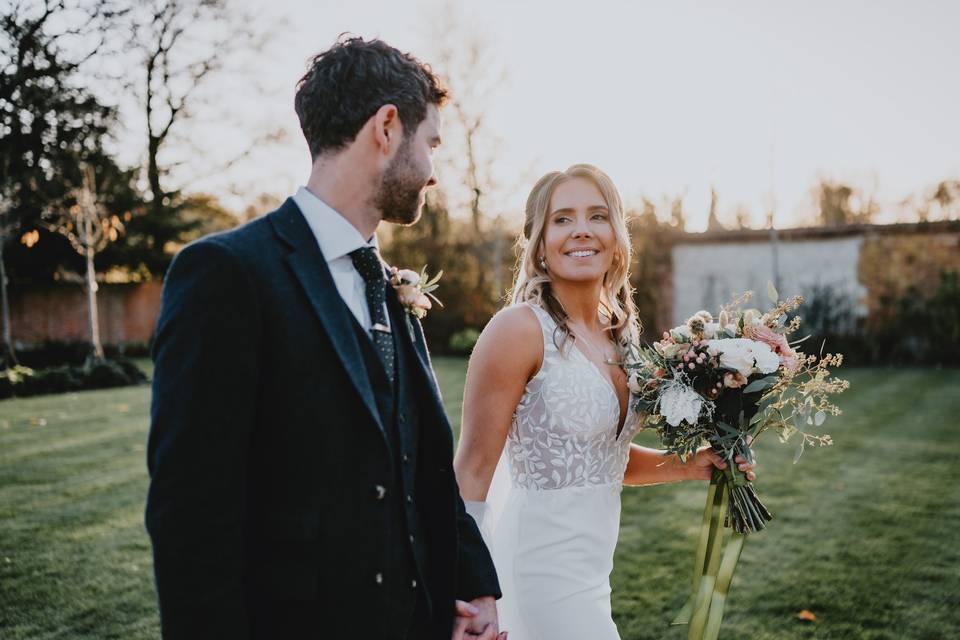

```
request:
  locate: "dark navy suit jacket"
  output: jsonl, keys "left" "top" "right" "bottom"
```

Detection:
{"left": 145, "top": 199, "right": 499, "bottom": 639}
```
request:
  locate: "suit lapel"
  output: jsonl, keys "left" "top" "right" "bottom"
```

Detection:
{"left": 268, "top": 199, "right": 387, "bottom": 440}
{"left": 385, "top": 284, "right": 448, "bottom": 422}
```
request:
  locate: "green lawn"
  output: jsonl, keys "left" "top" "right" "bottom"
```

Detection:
{"left": 1, "top": 364, "right": 958, "bottom": 638}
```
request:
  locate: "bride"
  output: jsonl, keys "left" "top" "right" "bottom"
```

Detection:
{"left": 454, "top": 164, "right": 756, "bottom": 639}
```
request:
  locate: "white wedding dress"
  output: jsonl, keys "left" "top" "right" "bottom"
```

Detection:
{"left": 468, "top": 303, "right": 642, "bottom": 640}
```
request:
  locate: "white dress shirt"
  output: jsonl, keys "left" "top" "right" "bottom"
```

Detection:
{"left": 292, "top": 186, "right": 390, "bottom": 332}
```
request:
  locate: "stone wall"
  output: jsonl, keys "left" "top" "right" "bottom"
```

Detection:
{"left": 668, "top": 221, "right": 959, "bottom": 329}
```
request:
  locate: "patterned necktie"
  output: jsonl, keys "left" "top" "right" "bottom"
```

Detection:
{"left": 349, "top": 246, "right": 395, "bottom": 385}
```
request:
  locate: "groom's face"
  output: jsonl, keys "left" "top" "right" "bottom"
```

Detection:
{"left": 376, "top": 105, "right": 441, "bottom": 225}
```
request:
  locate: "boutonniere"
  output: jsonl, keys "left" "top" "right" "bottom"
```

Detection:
{"left": 389, "top": 266, "right": 443, "bottom": 328}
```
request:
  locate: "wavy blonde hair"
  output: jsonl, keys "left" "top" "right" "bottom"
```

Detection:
{"left": 509, "top": 164, "right": 641, "bottom": 357}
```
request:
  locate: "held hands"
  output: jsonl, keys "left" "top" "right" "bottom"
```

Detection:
{"left": 689, "top": 438, "right": 757, "bottom": 482}
{"left": 453, "top": 597, "right": 507, "bottom": 640}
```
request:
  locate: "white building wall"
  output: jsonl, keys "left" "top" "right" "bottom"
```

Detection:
{"left": 670, "top": 236, "right": 867, "bottom": 327}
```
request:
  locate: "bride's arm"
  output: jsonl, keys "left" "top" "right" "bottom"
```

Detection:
{"left": 623, "top": 444, "right": 757, "bottom": 486}
{"left": 454, "top": 305, "right": 543, "bottom": 502}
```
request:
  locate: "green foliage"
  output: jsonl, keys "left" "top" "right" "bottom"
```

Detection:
{"left": 0, "top": 357, "right": 147, "bottom": 399}
{"left": 879, "top": 270, "right": 960, "bottom": 365}
{"left": 448, "top": 327, "right": 481, "bottom": 354}
{"left": 814, "top": 179, "right": 878, "bottom": 226}
{"left": 628, "top": 204, "right": 675, "bottom": 338}
{"left": 1, "top": 2, "right": 145, "bottom": 283}
{"left": 798, "top": 273, "right": 960, "bottom": 366}
{"left": 381, "top": 193, "right": 516, "bottom": 352}
{"left": 1, "top": 340, "right": 151, "bottom": 370}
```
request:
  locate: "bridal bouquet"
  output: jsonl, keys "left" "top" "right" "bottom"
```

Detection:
{"left": 624, "top": 284, "right": 848, "bottom": 640}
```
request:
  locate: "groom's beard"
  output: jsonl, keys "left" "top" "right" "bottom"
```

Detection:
{"left": 376, "top": 139, "right": 428, "bottom": 225}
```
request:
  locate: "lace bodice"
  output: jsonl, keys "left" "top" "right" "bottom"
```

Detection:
{"left": 505, "top": 303, "right": 641, "bottom": 490}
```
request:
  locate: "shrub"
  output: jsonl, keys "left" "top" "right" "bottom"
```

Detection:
{"left": 0, "top": 341, "right": 152, "bottom": 370}
{"left": 448, "top": 328, "right": 481, "bottom": 355}
{"left": 791, "top": 271, "right": 960, "bottom": 366}
{"left": 0, "top": 357, "right": 147, "bottom": 400}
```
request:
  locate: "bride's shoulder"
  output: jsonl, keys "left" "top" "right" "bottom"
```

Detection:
{"left": 486, "top": 303, "right": 543, "bottom": 339}
{"left": 472, "top": 304, "right": 544, "bottom": 372}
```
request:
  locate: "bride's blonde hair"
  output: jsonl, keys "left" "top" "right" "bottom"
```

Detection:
{"left": 509, "top": 164, "right": 641, "bottom": 356}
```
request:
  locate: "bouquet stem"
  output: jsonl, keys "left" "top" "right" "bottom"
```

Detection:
{"left": 674, "top": 465, "right": 763, "bottom": 639}
{"left": 672, "top": 472, "right": 724, "bottom": 626}
{"left": 723, "top": 441, "right": 773, "bottom": 534}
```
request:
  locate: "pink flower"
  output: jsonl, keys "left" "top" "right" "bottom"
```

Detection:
{"left": 396, "top": 284, "right": 421, "bottom": 307}
{"left": 390, "top": 264, "right": 441, "bottom": 320}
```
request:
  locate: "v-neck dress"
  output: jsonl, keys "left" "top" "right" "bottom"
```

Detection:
{"left": 486, "top": 302, "right": 642, "bottom": 640}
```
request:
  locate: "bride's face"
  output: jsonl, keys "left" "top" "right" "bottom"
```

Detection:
{"left": 540, "top": 177, "right": 616, "bottom": 284}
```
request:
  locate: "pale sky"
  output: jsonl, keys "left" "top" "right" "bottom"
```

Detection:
{"left": 140, "top": 0, "right": 960, "bottom": 231}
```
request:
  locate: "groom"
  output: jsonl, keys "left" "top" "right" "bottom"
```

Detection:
{"left": 145, "top": 37, "right": 502, "bottom": 639}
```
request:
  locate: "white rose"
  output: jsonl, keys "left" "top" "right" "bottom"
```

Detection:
{"left": 627, "top": 372, "right": 643, "bottom": 394}
{"left": 703, "top": 322, "right": 720, "bottom": 339}
{"left": 659, "top": 384, "right": 703, "bottom": 427}
{"left": 751, "top": 341, "right": 780, "bottom": 374}
{"left": 397, "top": 269, "right": 421, "bottom": 285}
{"left": 705, "top": 338, "right": 757, "bottom": 377}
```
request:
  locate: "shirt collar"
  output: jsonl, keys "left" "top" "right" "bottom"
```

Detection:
{"left": 292, "top": 186, "right": 379, "bottom": 263}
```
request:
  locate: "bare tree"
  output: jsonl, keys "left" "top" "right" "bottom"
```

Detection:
{"left": 930, "top": 180, "right": 960, "bottom": 220}
{"left": 426, "top": 5, "right": 526, "bottom": 299}
{"left": 813, "top": 178, "right": 879, "bottom": 227}
{"left": 44, "top": 164, "right": 124, "bottom": 361}
{"left": 125, "top": 0, "right": 275, "bottom": 262}
{"left": 732, "top": 204, "right": 753, "bottom": 230}
{"left": 669, "top": 193, "right": 687, "bottom": 231}
{"left": 706, "top": 187, "right": 725, "bottom": 231}
{"left": 428, "top": 5, "right": 508, "bottom": 233}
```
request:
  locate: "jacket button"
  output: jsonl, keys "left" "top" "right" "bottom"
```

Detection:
{"left": 402, "top": 453, "right": 410, "bottom": 463}
{"left": 411, "top": 579, "right": 418, "bottom": 589}
{"left": 374, "top": 485, "right": 386, "bottom": 500}
{"left": 409, "top": 533, "right": 415, "bottom": 543}
{"left": 406, "top": 494, "right": 413, "bottom": 504}
{"left": 375, "top": 572, "right": 383, "bottom": 585}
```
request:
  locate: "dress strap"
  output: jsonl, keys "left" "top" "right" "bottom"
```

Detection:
{"left": 524, "top": 302, "right": 559, "bottom": 350}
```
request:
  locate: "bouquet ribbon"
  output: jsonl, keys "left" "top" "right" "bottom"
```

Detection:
{"left": 671, "top": 467, "right": 748, "bottom": 640}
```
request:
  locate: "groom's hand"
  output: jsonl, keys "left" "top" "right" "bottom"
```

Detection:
{"left": 453, "top": 596, "right": 504, "bottom": 640}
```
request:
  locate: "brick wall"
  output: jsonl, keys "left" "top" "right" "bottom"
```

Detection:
{"left": 6, "top": 281, "right": 162, "bottom": 346}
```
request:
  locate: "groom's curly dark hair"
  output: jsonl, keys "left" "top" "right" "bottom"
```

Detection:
{"left": 295, "top": 35, "right": 448, "bottom": 159}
